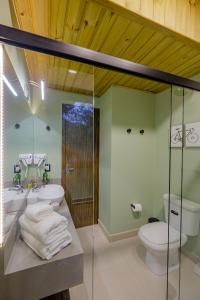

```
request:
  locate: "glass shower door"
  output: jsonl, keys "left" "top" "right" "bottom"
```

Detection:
{"left": 1, "top": 45, "right": 96, "bottom": 300}
{"left": 167, "top": 85, "right": 184, "bottom": 300}
{"left": 168, "top": 86, "right": 200, "bottom": 300}
{"left": 30, "top": 52, "right": 95, "bottom": 300}
{"left": 179, "top": 87, "right": 200, "bottom": 300}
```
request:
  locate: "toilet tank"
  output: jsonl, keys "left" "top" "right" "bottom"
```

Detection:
{"left": 163, "top": 194, "right": 200, "bottom": 236}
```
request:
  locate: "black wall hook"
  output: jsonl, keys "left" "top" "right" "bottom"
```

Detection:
{"left": 127, "top": 128, "right": 132, "bottom": 134}
{"left": 140, "top": 129, "right": 144, "bottom": 135}
{"left": 14, "top": 123, "right": 20, "bottom": 129}
{"left": 46, "top": 125, "right": 51, "bottom": 131}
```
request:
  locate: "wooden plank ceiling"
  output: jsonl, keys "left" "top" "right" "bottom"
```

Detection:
{"left": 11, "top": 0, "right": 200, "bottom": 96}
{"left": 110, "top": 0, "right": 200, "bottom": 42}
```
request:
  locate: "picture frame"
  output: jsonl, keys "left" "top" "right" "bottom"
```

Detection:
{"left": 185, "top": 122, "right": 200, "bottom": 147}
{"left": 170, "top": 124, "right": 183, "bottom": 148}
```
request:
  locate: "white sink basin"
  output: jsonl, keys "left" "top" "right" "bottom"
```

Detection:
{"left": 27, "top": 184, "right": 64, "bottom": 205}
{"left": 38, "top": 184, "right": 64, "bottom": 204}
{"left": 3, "top": 188, "right": 27, "bottom": 213}
{"left": 27, "top": 188, "right": 40, "bottom": 204}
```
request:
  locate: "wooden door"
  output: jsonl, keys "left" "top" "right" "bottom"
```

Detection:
{"left": 62, "top": 103, "right": 99, "bottom": 228}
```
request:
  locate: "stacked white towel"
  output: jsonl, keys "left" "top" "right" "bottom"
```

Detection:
{"left": 25, "top": 202, "right": 53, "bottom": 222}
{"left": 19, "top": 202, "right": 72, "bottom": 260}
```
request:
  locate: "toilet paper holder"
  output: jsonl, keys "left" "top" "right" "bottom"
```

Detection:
{"left": 130, "top": 203, "right": 142, "bottom": 213}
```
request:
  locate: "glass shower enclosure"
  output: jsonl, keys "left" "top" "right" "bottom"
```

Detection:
{"left": 167, "top": 86, "right": 200, "bottom": 300}
{"left": 1, "top": 24, "right": 200, "bottom": 300}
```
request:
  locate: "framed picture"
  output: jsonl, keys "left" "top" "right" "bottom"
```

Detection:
{"left": 185, "top": 122, "right": 200, "bottom": 147}
{"left": 170, "top": 125, "right": 183, "bottom": 148}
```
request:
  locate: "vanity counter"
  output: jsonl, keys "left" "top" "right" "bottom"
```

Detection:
{"left": 3, "top": 201, "right": 84, "bottom": 300}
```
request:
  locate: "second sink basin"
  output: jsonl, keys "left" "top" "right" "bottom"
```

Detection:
{"left": 27, "top": 184, "right": 64, "bottom": 205}
{"left": 38, "top": 184, "right": 64, "bottom": 204}
{"left": 3, "top": 188, "right": 27, "bottom": 213}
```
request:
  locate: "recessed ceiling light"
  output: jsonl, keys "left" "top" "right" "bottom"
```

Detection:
{"left": 68, "top": 69, "right": 77, "bottom": 74}
{"left": 2, "top": 75, "right": 17, "bottom": 97}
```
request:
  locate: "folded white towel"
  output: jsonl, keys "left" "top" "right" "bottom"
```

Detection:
{"left": 19, "top": 211, "right": 68, "bottom": 245}
{"left": 25, "top": 203, "right": 53, "bottom": 222}
{"left": 21, "top": 228, "right": 72, "bottom": 260}
{"left": 21, "top": 228, "right": 70, "bottom": 250}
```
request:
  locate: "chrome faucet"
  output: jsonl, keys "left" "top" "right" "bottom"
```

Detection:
{"left": 32, "top": 183, "right": 44, "bottom": 192}
{"left": 8, "top": 184, "right": 24, "bottom": 193}
{"left": 32, "top": 185, "right": 40, "bottom": 192}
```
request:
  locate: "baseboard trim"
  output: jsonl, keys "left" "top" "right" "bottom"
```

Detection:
{"left": 182, "top": 249, "right": 200, "bottom": 264}
{"left": 98, "top": 219, "right": 138, "bottom": 242}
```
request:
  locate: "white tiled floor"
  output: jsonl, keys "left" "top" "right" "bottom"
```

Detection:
{"left": 70, "top": 225, "right": 200, "bottom": 300}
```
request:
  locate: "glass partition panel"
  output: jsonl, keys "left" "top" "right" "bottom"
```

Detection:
{"left": 94, "top": 66, "right": 171, "bottom": 300}
{"left": 29, "top": 51, "right": 95, "bottom": 300}
{"left": 179, "top": 88, "right": 200, "bottom": 300}
{"left": 169, "top": 86, "right": 200, "bottom": 300}
{"left": 1, "top": 45, "right": 95, "bottom": 300}
{"left": 167, "top": 86, "right": 184, "bottom": 300}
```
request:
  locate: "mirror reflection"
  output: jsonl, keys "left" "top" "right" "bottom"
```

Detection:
{"left": 2, "top": 44, "right": 96, "bottom": 300}
{"left": 3, "top": 46, "right": 95, "bottom": 258}
{"left": 3, "top": 47, "right": 33, "bottom": 239}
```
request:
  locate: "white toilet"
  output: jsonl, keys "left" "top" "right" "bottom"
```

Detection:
{"left": 138, "top": 194, "right": 200, "bottom": 275}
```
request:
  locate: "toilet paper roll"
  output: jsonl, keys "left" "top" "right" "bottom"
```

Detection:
{"left": 131, "top": 203, "right": 142, "bottom": 213}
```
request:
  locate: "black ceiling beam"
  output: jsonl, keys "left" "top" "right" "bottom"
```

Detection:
{"left": 0, "top": 24, "right": 200, "bottom": 92}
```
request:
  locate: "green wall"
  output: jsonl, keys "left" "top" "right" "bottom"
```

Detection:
{"left": 4, "top": 95, "right": 34, "bottom": 182}
{"left": 98, "top": 82, "right": 200, "bottom": 262}
{"left": 4, "top": 84, "right": 93, "bottom": 183}
{"left": 98, "top": 86, "right": 157, "bottom": 234}
{"left": 3, "top": 49, "right": 33, "bottom": 183}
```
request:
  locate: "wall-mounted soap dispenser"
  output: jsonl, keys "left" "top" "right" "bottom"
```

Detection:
{"left": 42, "top": 163, "right": 51, "bottom": 184}
{"left": 13, "top": 163, "right": 21, "bottom": 185}
{"left": 44, "top": 163, "right": 51, "bottom": 172}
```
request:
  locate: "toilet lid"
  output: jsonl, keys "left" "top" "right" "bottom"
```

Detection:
{"left": 140, "top": 222, "right": 181, "bottom": 245}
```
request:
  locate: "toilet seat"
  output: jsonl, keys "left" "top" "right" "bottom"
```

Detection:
{"left": 139, "top": 222, "right": 187, "bottom": 251}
